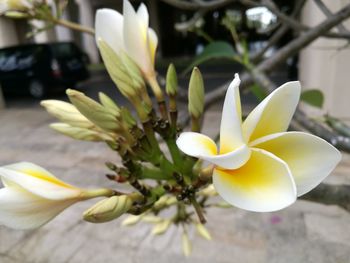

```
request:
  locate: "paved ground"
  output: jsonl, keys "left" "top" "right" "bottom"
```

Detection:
{"left": 0, "top": 72, "right": 350, "bottom": 263}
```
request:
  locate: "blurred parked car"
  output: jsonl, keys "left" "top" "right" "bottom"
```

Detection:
{"left": 0, "top": 42, "right": 90, "bottom": 99}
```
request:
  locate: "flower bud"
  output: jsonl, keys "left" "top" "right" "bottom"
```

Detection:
{"left": 50, "top": 123, "right": 113, "bottom": 142}
{"left": 195, "top": 223, "right": 212, "bottom": 240}
{"left": 119, "top": 52, "right": 146, "bottom": 93}
{"left": 66, "top": 89, "right": 121, "bottom": 133}
{"left": 166, "top": 63, "right": 178, "bottom": 96}
{"left": 97, "top": 39, "right": 138, "bottom": 100}
{"left": 182, "top": 230, "right": 192, "bottom": 257}
{"left": 121, "top": 215, "right": 142, "bottom": 226}
{"left": 83, "top": 195, "right": 133, "bottom": 223}
{"left": 98, "top": 92, "right": 120, "bottom": 116}
{"left": 4, "top": 10, "right": 28, "bottom": 18}
{"left": 188, "top": 67, "right": 204, "bottom": 118}
{"left": 41, "top": 100, "right": 93, "bottom": 129}
{"left": 152, "top": 219, "right": 171, "bottom": 235}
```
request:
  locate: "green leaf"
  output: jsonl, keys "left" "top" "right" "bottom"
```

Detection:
{"left": 183, "top": 41, "right": 236, "bottom": 74}
{"left": 300, "top": 89, "right": 324, "bottom": 108}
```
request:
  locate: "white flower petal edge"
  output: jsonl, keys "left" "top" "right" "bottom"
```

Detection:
{"left": 213, "top": 148, "right": 297, "bottom": 212}
{"left": 250, "top": 131, "right": 342, "bottom": 196}
{"left": 0, "top": 187, "right": 76, "bottom": 229}
{"left": 176, "top": 132, "right": 251, "bottom": 169}
{"left": 219, "top": 74, "right": 246, "bottom": 154}
{"left": 0, "top": 165, "right": 80, "bottom": 200}
{"left": 123, "top": 0, "right": 153, "bottom": 76}
{"left": 242, "top": 81, "right": 301, "bottom": 142}
{"left": 95, "top": 9, "right": 124, "bottom": 54}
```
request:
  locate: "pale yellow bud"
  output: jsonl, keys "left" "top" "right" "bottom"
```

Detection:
{"left": 66, "top": 89, "right": 121, "bottom": 133}
{"left": 121, "top": 215, "right": 142, "bottom": 226}
{"left": 119, "top": 52, "right": 146, "bottom": 93}
{"left": 50, "top": 123, "right": 113, "bottom": 142}
{"left": 4, "top": 10, "right": 28, "bottom": 18}
{"left": 188, "top": 67, "right": 204, "bottom": 118}
{"left": 152, "top": 219, "right": 171, "bottom": 235}
{"left": 153, "top": 195, "right": 170, "bottom": 210}
{"left": 198, "top": 184, "right": 217, "bottom": 197}
{"left": 182, "top": 230, "right": 192, "bottom": 257}
{"left": 41, "top": 100, "right": 93, "bottom": 129}
{"left": 83, "top": 195, "right": 133, "bottom": 223}
{"left": 196, "top": 223, "right": 212, "bottom": 240}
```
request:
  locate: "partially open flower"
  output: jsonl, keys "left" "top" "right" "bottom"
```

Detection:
{"left": 95, "top": 0, "right": 157, "bottom": 79}
{"left": 0, "top": 162, "right": 114, "bottom": 229}
{"left": 177, "top": 74, "right": 341, "bottom": 212}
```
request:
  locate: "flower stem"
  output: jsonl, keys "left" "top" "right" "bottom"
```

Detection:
{"left": 52, "top": 18, "right": 95, "bottom": 35}
{"left": 190, "top": 196, "right": 206, "bottom": 224}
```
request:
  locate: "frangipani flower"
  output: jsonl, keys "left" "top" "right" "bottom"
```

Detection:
{"left": 0, "top": 162, "right": 114, "bottom": 229}
{"left": 95, "top": 0, "right": 158, "bottom": 78}
{"left": 177, "top": 74, "right": 341, "bottom": 212}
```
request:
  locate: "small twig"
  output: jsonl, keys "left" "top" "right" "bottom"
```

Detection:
{"left": 190, "top": 196, "right": 207, "bottom": 224}
{"left": 52, "top": 18, "right": 95, "bottom": 35}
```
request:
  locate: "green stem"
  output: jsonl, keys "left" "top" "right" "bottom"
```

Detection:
{"left": 165, "top": 138, "right": 183, "bottom": 169}
{"left": 80, "top": 188, "right": 116, "bottom": 200}
{"left": 52, "top": 18, "right": 95, "bottom": 35}
{"left": 140, "top": 167, "right": 172, "bottom": 180}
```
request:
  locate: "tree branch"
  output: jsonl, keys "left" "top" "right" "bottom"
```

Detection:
{"left": 313, "top": 0, "right": 348, "bottom": 34}
{"left": 160, "top": 0, "right": 234, "bottom": 11}
{"left": 300, "top": 183, "right": 350, "bottom": 212}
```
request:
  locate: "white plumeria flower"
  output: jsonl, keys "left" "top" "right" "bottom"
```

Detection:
{"left": 177, "top": 74, "right": 341, "bottom": 212}
{"left": 95, "top": 0, "right": 158, "bottom": 78}
{"left": 0, "top": 162, "right": 113, "bottom": 229}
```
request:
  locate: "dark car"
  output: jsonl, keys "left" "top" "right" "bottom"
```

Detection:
{"left": 0, "top": 42, "right": 90, "bottom": 98}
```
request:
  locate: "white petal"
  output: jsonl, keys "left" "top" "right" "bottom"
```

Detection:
{"left": 0, "top": 166, "right": 81, "bottom": 200}
{"left": 95, "top": 9, "right": 124, "bottom": 54}
{"left": 137, "top": 3, "right": 149, "bottom": 28}
{"left": 219, "top": 74, "right": 246, "bottom": 154}
{"left": 213, "top": 148, "right": 297, "bottom": 212}
{"left": 148, "top": 28, "right": 158, "bottom": 65}
{"left": 176, "top": 132, "right": 250, "bottom": 169}
{"left": 242, "top": 81, "right": 301, "bottom": 142}
{"left": 0, "top": 187, "right": 76, "bottom": 229}
{"left": 176, "top": 132, "right": 217, "bottom": 157}
{"left": 250, "top": 131, "right": 342, "bottom": 196}
{"left": 123, "top": 0, "right": 152, "bottom": 75}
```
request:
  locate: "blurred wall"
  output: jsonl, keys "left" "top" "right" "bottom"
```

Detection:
{"left": 300, "top": 0, "right": 350, "bottom": 118}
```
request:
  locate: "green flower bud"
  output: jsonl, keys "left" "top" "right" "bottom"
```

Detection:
{"left": 188, "top": 67, "right": 204, "bottom": 118}
{"left": 120, "top": 107, "right": 137, "bottom": 128}
{"left": 152, "top": 219, "right": 171, "bottom": 235}
{"left": 66, "top": 89, "right": 121, "bottom": 133}
{"left": 4, "top": 11, "right": 29, "bottom": 18}
{"left": 97, "top": 39, "right": 138, "bottom": 100}
{"left": 98, "top": 92, "right": 120, "bottom": 116}
{"left": 50, "top": 123, "right": 113, "bottom": 142}
{"left": 195, "top": 223, "right": 212, "bottom": 240}
{"left": 83, "top": 195, "right": 133, "bottom": 223}
{"left": 166, "top": 63, "right": 178, "bottom": 96}
{"left": 119, "top": 52, "right": 146, "bottom": 92}
{"left": 41, "top": 100, "right": 94, "bottom": 129}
